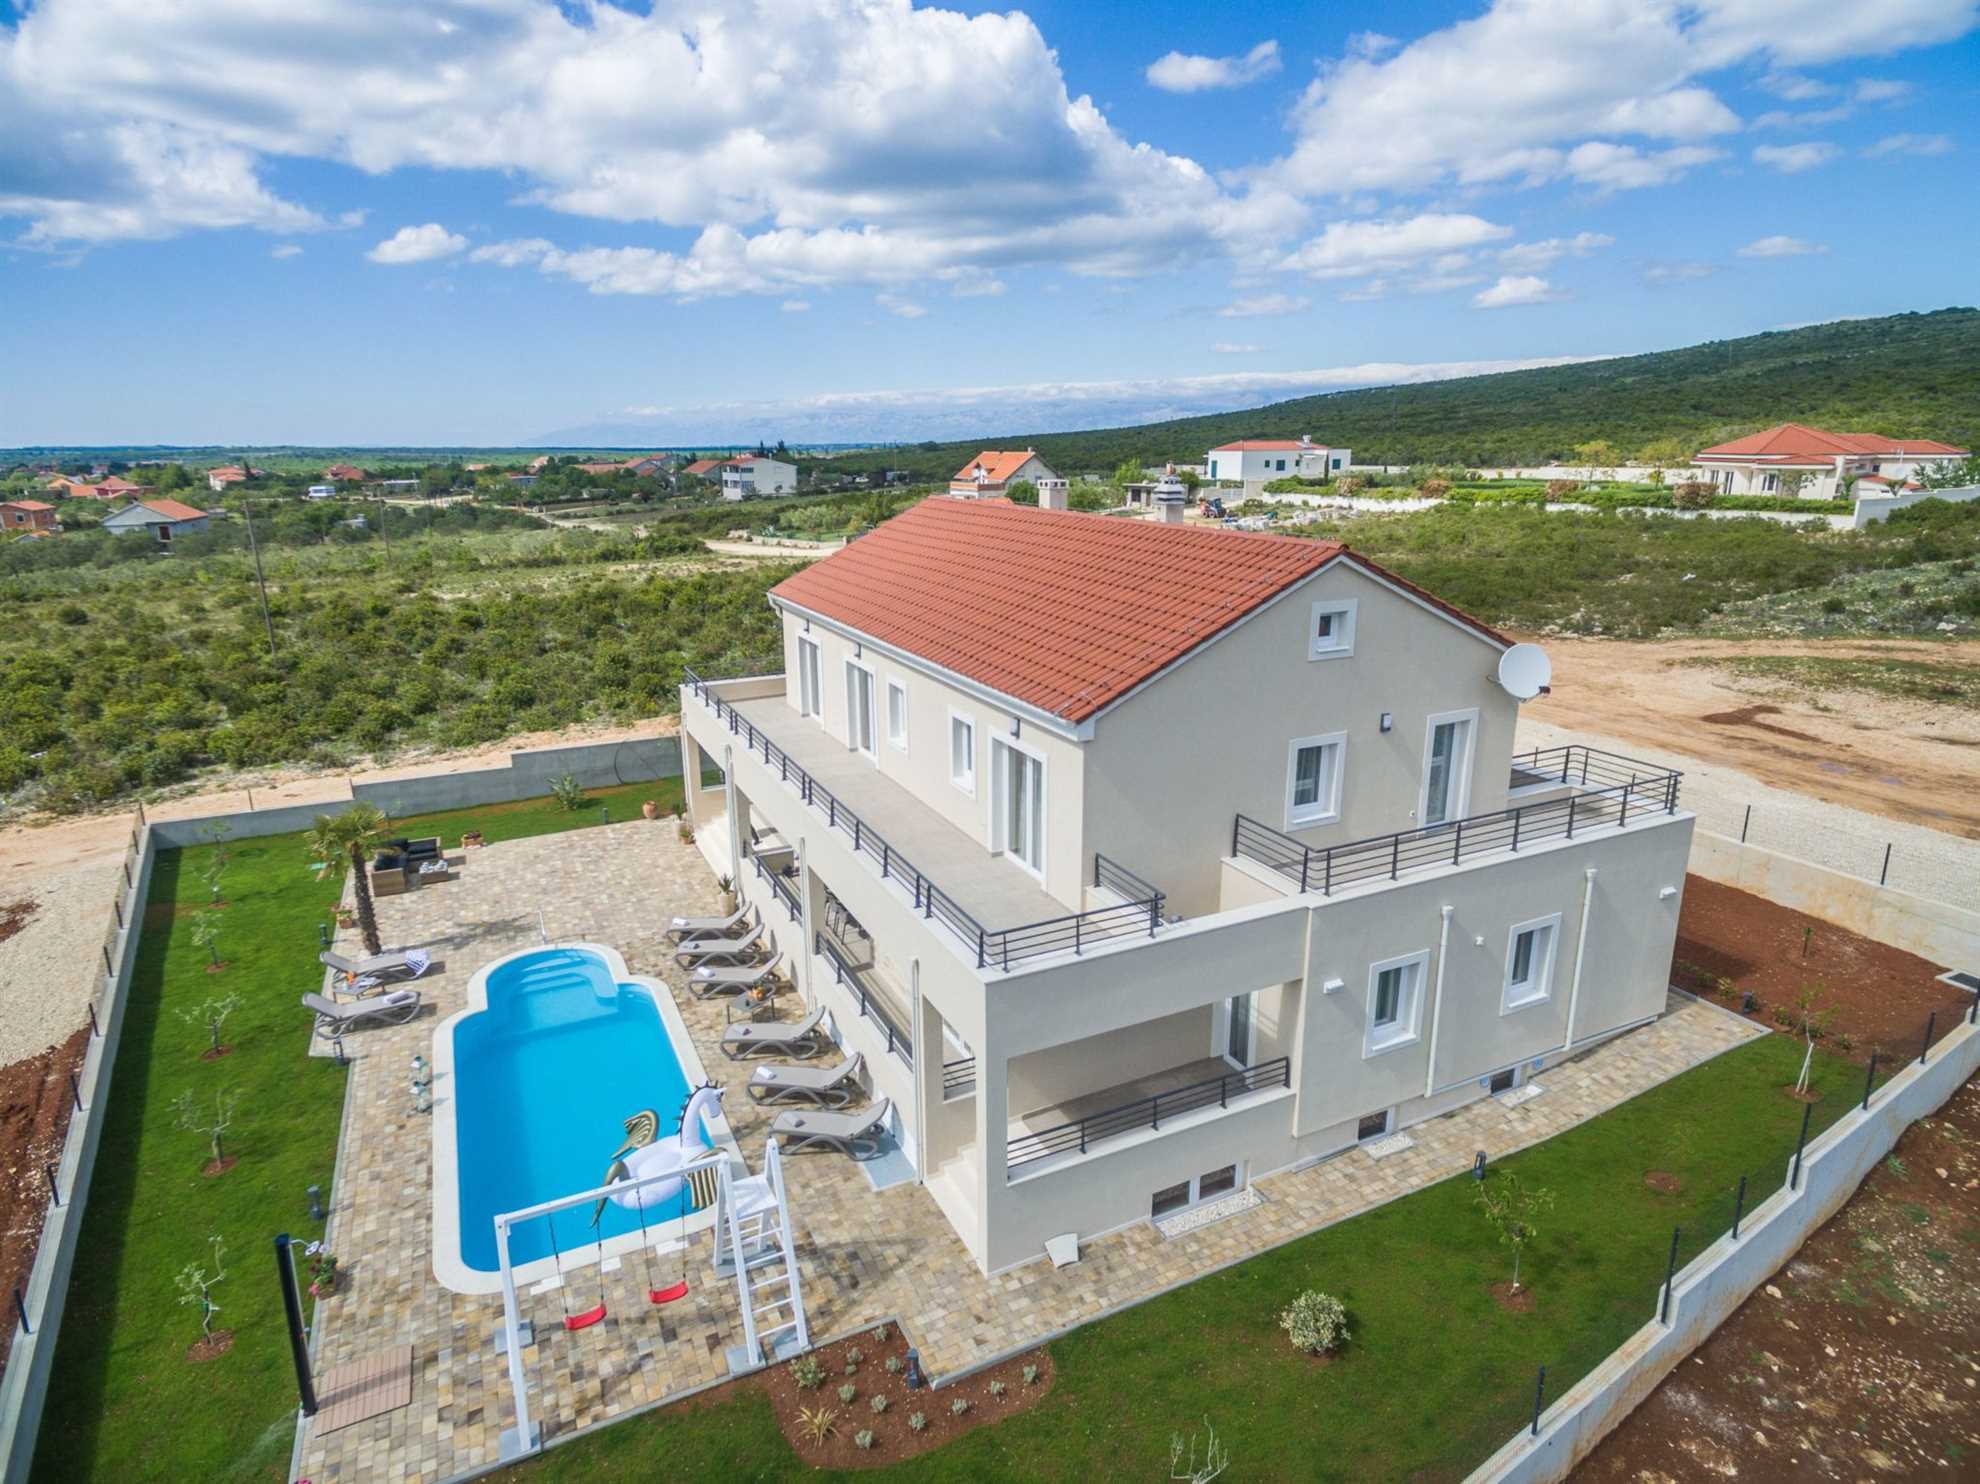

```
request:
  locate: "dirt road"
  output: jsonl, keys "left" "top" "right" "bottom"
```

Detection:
{"left": 1524, "top": 637, "right": 1980, "bottom": 840}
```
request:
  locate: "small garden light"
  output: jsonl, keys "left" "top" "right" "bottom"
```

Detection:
{"left": 308, "top": 1184, "right": 325, "bottom": 1221}
{"left": 1472, "top": 1150, "right": 1488, "bottom": 1181}
{"left": 903, "top": 1347, "right": 924, "bottom": 1389}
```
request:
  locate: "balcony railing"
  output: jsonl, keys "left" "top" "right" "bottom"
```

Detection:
{"left": 1007, "top": 1057, "right": 1291, "bottom": 1174}
{"left": 1231, "top": 747, "right": 1681, "bottom": 898}
{"left": 749, "top": 849, "right": 801, "bottom": 921}
{"left": 942, "top": 1058, "right": 977, "bottom": 1100}
{"left": 813, "top": 928, "right": 913, "bottom": 1070}
{"left": 1511, "top": 744, "right": 1674, "bottom": 792}
{"left": 684, "top": 667, "right": 1168, "bottom": 973}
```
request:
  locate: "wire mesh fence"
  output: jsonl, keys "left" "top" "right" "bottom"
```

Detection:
{"left": 1685, "top": 794, "right": 1980, "bottom": 913}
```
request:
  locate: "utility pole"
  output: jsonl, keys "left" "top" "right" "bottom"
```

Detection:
{"left": 375, "top": 496, "right": 390, "bottom": 553}
{"left": 242, "top": 500, "right": 278, "bottom": 659}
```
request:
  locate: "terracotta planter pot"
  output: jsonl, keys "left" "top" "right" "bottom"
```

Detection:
{"left": 642, "top": 800, "right": 659, "bottom": 820}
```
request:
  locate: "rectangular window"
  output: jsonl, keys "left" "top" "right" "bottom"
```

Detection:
{"left": 1197, "top": 1165, "right": 1238, "bottom": 1201}
{"left": 1357, "top": 1110, "right": 1391, "bottom": 1142}
{"left": 796, "top": 636, "right": 822, "bottom": 718}
{"left": 1489, "top": 1068, "right": 1517, "bottom": 1095}
{"left": 885, "top": 677, "right": 909, "bottom": 751}
{"left": 1365, "top": 950, "right": 1428, "bottom": 1056}
{"left": 991, "top": 738, "right": 1045, "bottom": 877}
{"left": 1150, "top": 1180, "right": 1191, "bottom": 1218}
{"left": 1285, "top": 732, "right": 1345, "bottom": 828}
{"left": 948, "top": 709, "right": 976, "bottom": 794}
{"left": 1501, "top": 914, "right": 1561, "bottom": 1012}
{"left": 1420, "top": 710, "right": 1476, "bottom": 828}
{"left": 845, "top": 660, "right": 876, "bottom": 758}
{"left": 1307, "top": 599, "right": 1357, "bottom": 660}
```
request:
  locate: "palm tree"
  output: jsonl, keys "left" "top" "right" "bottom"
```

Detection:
{"left": 308, "top": 804, "right": 392, "bottom": 956}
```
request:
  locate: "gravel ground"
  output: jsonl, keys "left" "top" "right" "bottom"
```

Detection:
{"left": 0, "top": 858, "right": 123, "bottom": 1066}
{"left": 1519, "top": 718, "right": 1980, "bottom": 914}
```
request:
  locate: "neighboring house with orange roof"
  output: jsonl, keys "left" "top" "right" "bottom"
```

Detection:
{"left": 323, "top": 463, "right": 369, "bottom": 482}
{"left": 681, "top": 458, "right": 722, "bottom": 478}
{"left": 102, "top": 498, "right": 214, "bottom": 547}
{"left": 676, "top": 495, "right": 1690, "bottom": 1272}
{"left": 948, "top": 448, "right": 1058, "bottom": 498}
{"left": 1205, "top": 435, "right": 1348, "bottom": 486}
{"left": 206, "top": 465, "right": 251, "bottom": 493}
{"left": 624, "top": 454, "right": 679, "bottom": 477}
{"left": 1692, "top": 422, "right": 1969, "bottom": 500}
{"left": 1, "top": 499, "right": 59, "bottom": 534}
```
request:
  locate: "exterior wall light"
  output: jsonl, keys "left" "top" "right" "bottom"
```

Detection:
{"left": 1379, "top": 712, "right": 1393, "bottom": 733}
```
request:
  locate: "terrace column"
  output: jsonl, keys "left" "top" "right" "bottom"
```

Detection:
{"left": 723, "top": 745, "right": 742, "bottom": 886}
{"left": 797, "top": 840, "right": 820, "bottom": 1011}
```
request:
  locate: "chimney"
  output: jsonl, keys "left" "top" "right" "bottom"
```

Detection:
{"left": 1037, "top": 477, "right": 1069, "bottom": 511}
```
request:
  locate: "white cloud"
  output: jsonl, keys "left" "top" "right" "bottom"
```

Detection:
{"left": 468, "top": 238, "right": 555, "bottom": 268}
{"left": 1865, "top": 132, "right": 1954, "bottom": 156}
{"left": 1751, "top": 104, "right": 1853, "bottom": 129}
{"left": 1264, "top": 0, "right": 1976, "bottom": 198}
{"left": 1642, "top": 260, "right": 1716, "bottom": 285}
{"left": 1145, "top": 40, "right": 1281, "bottom": 93}
{"left": 1497, "top": 231, "right": 1615, "bottom": 270}
{"left": 1211, "top": 342, "right": 1262, "bottom": 354}
{"left": 271, "top": 243, "right": 302, "bottom": 259}
{"left": 780, "top": 299, "right": 811, "bottom": 312}
{"left": 876, "top": 292, "right": 927, "bottom": 319}
{"left": 1472, "top": 274, "right": 1565, "bottom": 309}
{"left": 1759, "top": 72, "right": 1835, "bottom": 101}
{"left": 1279, "top": 213, "right": 1512, "bottom": 280}
{"left": 1852, "top": 78, "right": 1913, "bottom": 103}
{"left": 367, "top": 223, "right": 467, "bottom": 265}
{"left": 1218, "top": 292, "right": 1310, "bottom": 317}
{"left": 1752, "top": 141, "right": 1841, "bottom": 172}
{"left": 1738, "top": 234, "right": 1828, "bottom": 257}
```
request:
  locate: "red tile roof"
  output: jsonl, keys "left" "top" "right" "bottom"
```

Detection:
{"left": 952, "top": 450, "right": 1041, "bottom": 484}
{"left": 769, "top": 497, "right": 1505, "bottom": 723}
{"left": 4, "top": 499, "right": 55, "bottom": 511}
{"left": 683, "top": 458, "right": 722, "bottom": 476}
{"left": 1696, "top": 422, "right": 1968, "bottom": 463}
{"left": 138, "top": 498, "right": 210, "bottom": 521}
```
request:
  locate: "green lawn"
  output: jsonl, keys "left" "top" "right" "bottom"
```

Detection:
{"left": 499, "top": 1033, "right": 1858, "bottom": 1484}
{"left": 29, "top": 781, "right": 682, "bottom": 1483}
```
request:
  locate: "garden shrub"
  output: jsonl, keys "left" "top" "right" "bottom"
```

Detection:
{"left": 1279, "top": 1289, "right": 1349, "bottom": 1355}
{"left": 1671, "top": 481, "right": 1716, "bottom": 510}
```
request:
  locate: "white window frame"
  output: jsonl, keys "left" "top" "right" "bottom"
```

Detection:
{"left": 988, "top": 731, "right": 1048, "bottom": 882}
{"left": 1307, "top": 598, "right": 1357, "bottom": 661}
{"left": 947, "top": 706, "right": 977, "bottom": 796}
{"left": 1417, "top": 706, "right": 1478, "bottom": 828}
{"left": 1501, "top": 912, "right": 1562, "bottom": 1014}
{"left": 1364, "top": 949, "right": 1429, "bottom": 1057}
{"left": 796, "top": 635, "right": 822, "bottom": 719}
{"left": 1283, "top": 731, "right": 1346, "bottom": 829}
{"left": 844, "top": 657, "right": 878, "bottom": 760}
{"left": 885, "top": 676, "right": 909, "bottom": 753}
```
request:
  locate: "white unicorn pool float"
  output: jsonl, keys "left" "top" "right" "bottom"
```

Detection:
{"left": 589, "top": 1082, "right": 725, "bottom": 1224}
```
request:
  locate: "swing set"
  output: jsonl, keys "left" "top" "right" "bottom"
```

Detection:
{"left": 539, "top": 1165, "right": 717, "bottom": 1328}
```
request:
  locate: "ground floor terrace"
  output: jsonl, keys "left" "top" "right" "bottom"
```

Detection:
{"left": 295, "top": 819, "right": 1757, "bottom": 1482}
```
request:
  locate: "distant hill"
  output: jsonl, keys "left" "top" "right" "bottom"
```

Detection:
{"left": 855, "top": 308, "right": 1980, "bottom": 477}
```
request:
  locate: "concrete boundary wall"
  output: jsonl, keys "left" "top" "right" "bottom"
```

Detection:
{"left": 0, "top": 815, "right": 153, "bottom": 1483}
{"left": 1690, "top": 830, "right": 1980, "bottom": 966}
{"left": 0, "top": 735, "right": 680, "bottom": 1480}
{"left": 1470, "top": 1016, "right": 1980, "bottom": 1484}
{"left": 1851, "top": 481, "right": 1980, "bottom": 527}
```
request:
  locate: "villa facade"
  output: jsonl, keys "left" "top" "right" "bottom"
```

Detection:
{"left": 1691, "top": 422, "right": 1969, "bottom": 500}
{"left": 678, "top": 497, "right": 1691, "bottom": 1274}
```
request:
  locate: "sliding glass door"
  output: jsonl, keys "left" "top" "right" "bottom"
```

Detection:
{"left": 990, "top": 739, "right": 1045, "bottom": 877}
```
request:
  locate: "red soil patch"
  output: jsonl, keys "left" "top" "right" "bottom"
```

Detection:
{"left": 1580, "top": 1072, "right": 1980, "bottom": 1481}
{"left": 1699, "top": 703, "right": 1821, "bottom": 743}
{"left": 0, "top": 1026, "right": 91, "bottom": 1378}
{"left": 0, "top": 897, "right": 36, "bottom": 945}
{"left": 1488, "top": 1281, "right": 1536, "bottom": 1314}
{"left": 185, "top": 1330, "right": 235, "bottom": 1364}
{"left": 201, "top": 1156, "right": 237, "bottom": 1179}
{"left": 1643, "top": 1171, "right": 1683, "bottom": 1196}
{"left": 1672, "top": 875, "right": 1970, "bottom": 1060}
{"left": 757, "top": 1325, "right": 1053, "bottom": 1469}
{"left": 200, "top": 1045, "right": 234, "bottom": 1062}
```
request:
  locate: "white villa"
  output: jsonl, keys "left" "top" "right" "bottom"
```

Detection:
{"left": 1691, "top": 422, "right": 1969, "bottom": 500}
{"left": 1206, "top": 436, "right": 1348, "bottom": 486}
{"left": 100, "top": 497, "right": 213, "bottom": 546}
{"left": 719, "top": 455, "right": 799, "bottom": 501}
{"left": 948, "top": 449, "right": 1062, "bottom": 499}
{"left": 678, "top": 497, "right": 1691, "bottom": 1274}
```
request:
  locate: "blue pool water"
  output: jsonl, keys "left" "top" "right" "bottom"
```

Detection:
{"left": 453, "top": 947, "right": 704, "bottom": 1273}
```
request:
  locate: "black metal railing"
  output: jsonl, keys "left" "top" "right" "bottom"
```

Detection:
{"left": 1233, "top": 750, "right": 1681, "bottom": 898}
{"left": 813, "top": 928, "right": 913, "bottom": 1069}
{"left": 1093, "top": 851, "right": 1162, "bottom": 906}
{"left": 750, "top": 851, "right": 800, "bottom": 921}
{"left": 685, "top": 667, "right": 1172, "bottom": 973}
{"left": 1510, "top": 744, "right": 1676, "bottom": 793}
{"left": 1007, "top": 1056, "right": 1291, "bottom": 1173}
{"left": 942, "top": 1058, "right": 977, "bottom": 1098}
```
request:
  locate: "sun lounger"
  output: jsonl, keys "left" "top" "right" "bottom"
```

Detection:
{"left": 320, "top": 947, "right": 431, "bottom": 981}
{"left": 665, "top": 902, "right": 752, "bottom": 944}
{"left": 688, "top": 951, "right": 783, "bottom": 999}
{"left": 770, "top": 1098, "right": 892, "bottom": 1158}
{"left": 722, "top": 1004, "right": 830, "bottom": 1060}
{"left": 304, "top": 989, "right": 421, "bottom": 1032}
{"left": 747, "top": 1053, "right": 865, "bottom": 1108}
{"left": 673, "top": 920, "right": 766, "bottom": 967}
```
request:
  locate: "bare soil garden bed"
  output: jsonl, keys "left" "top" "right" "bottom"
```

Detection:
{"left": 0, "top": 1025, "right": 90, "bottom": 1377}
{"left": 1673, "top": 875, "right": 1971, "bottom": 1059}
{"left": 1577, "top": 1071, "right": 1980, "bottom": 1481}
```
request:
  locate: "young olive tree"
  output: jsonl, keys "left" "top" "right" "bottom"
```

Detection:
{"left": 1476, "top": 1172, "right": 1555, "bottom": 1293}
{"left": 196, "top": 821, "right": 234, "bottom": 905}
{"left": 176, "top": 1235, "right": 228, "bottom": 1339}
{"left": 173, "top": 1087, "right": 242, "bottom": 1168}
{"left": 175, "top": 992, "right": 243, "bottom": 1056}
{"left": 189, "top": 909, "right": 224, "bottom": 970}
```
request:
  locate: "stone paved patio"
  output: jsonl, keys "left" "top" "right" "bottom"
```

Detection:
{"left": 294, "top": 822, "right": 1761, "bottom": 1482}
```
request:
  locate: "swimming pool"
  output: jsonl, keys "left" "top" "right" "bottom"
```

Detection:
{"left": 430, "top": 943, "right": 730, "bottom": 1294}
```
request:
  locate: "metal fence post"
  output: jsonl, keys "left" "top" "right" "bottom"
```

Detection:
{"left": 1789, "top": 1101, "right": 1813, "bottom": 1191}
{"left": 1919, "top": 1011, "right": 1936, "bottom": 1066}
{"left": 13, "top": 1284, "right": 28, "bottom": 1336}
{"left": 1860, "top": 1049, "right": 1879, "bottom": 1110}
{"left": 1530, "top": 1365, "right": 1546, "bottom": 1438}
{"left": 1660, "top": 1226, "right": 1681, "bottom": 1324}
{"left": 1879, "top": 843, "right": 1892, "bottom": 887}
{"left": 1740, "top": 803, "right": 1751, "bottom": 843}
{"left": 1730, "top": 1174, "right": 1747, "bottom": 1240}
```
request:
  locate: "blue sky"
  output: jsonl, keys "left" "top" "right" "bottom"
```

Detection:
{"left": 2, "top": 0, "right": 1976, "bottom": 446}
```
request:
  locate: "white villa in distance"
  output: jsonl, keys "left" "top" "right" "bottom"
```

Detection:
{"left": 719, "top": 455, "right": 799, "bottom": 501}
{"left": 1206, "top": 436, "right": 1349, "bottom": 486}
{"left": 1691, "top": 422, "right": 1969, "bottom": 500}
{"left": 948, "top": 449, "right": 1063, "bottom": 499}
{"left": 679, "top": 496, "right": 1692, "bottom": 1274}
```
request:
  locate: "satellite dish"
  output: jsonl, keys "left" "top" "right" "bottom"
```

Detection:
{"left": 1497, "top": 644, "right": 1552, "bottom": 701}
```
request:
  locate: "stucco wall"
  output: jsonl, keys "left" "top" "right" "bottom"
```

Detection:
{"left": 1006, "top": 1007, "right": 1213, "bottom": 1115}
{"left": 1850, "top": 481, "right": 1980, "bottom": 527}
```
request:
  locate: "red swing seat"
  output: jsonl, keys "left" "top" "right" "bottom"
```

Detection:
{"left": 564, "top": 1302, "right": 608, "bottom": 1331}
{"left": 649, "top": 1279, "right": 689, "bottom": 1305}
